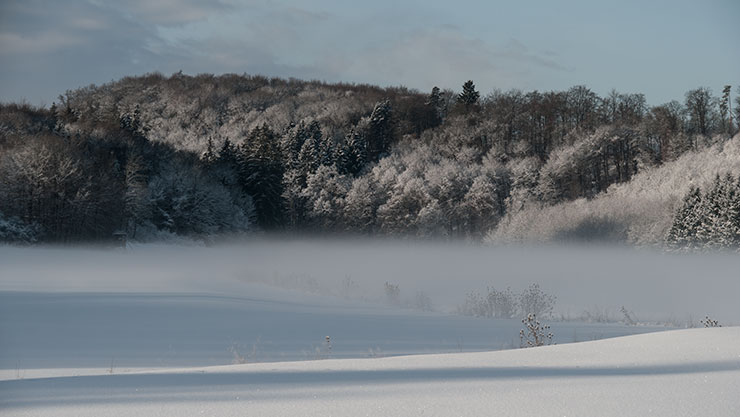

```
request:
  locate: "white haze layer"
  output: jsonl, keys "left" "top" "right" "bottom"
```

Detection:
{"left": 1, "top": 239, "right": 737, "bottom": 320}
{"left": 1, "top": 240, "right": 737, "bottom": 372}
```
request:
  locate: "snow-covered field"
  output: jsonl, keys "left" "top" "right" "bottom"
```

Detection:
{"left": 2, "top": 328, "right": 739, "bottom": 417}
{"left": 1, "top": 241, "right": 739, "bottom": 416}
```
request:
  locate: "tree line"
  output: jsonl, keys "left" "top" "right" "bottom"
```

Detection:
{"left": 1, "top": 72, "right": 738, "bottom": 245}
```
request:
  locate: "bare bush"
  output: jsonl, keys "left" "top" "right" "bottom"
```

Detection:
{"left": 700, "top": 316, "right": 721, "bottom": 327}
{"left": 520, "top": 314, "right": 554, "bottom": 348}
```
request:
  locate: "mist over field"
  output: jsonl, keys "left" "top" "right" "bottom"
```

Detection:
{"left": 2, "top": 239, "right": 738, "bottom": 322}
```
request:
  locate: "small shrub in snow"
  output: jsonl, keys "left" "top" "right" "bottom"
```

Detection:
{"left": 700, "top": 316, "right": 721, "bottom": 327}
{"left": 325, "top": 336, "right": 332, "bottom": 358}
{"left": 384, "top": 282, "right": 400, "bottom": 306}
{"left": 520, "top": 313, "right": 553, "bottom": 348}
{"left": 488, "top": 287, "right": 518, "bottom": 318}
{"left": 519, "top": 283, "right": 556, "bottom": 318}
{"left": 621, "top": 306, "right": 637, "bottom": 325}
{"left": 414, "top": 291, "right": 434, "bottom": 312}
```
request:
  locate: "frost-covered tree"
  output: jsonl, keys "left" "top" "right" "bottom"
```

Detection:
{"left": 301, "top": 165, "right": 350, "bottom": 231}
{"left": 458, "top": 174, "right": 506, "bottom": 237}
{"left": 0, "top": 138, "right": 113, "bottom": 241}
{"left": 377, "top": 177, "right": 430, "bottom": 235}
{"left": 148, "top": 160, "right": 251, "bottom": 237}
{"left": 338, "top": 129, "right": 367, "bottom": 176}
{"left": 666, "top": 186, "right": 703, "bottom": 249}
{"left": 280, "top": 122, "right": 310, "bottom": 167}
{"left": 666, "top": 174, "right": 740, "bottom": 250}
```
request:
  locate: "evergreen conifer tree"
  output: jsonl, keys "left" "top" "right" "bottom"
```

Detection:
{"left": 457, "top": 80, "right": 480, "bottom": 108}
{"left": 202, "top": 137, "right": 217, "bottom": 164}
{"left": 349, "top": 129, "right": 368, "bottom": 176}
{"left": 365, "top": 100, "right": 394, "bottom": 162}
{"left": 218, "top": 138, "right": 237, "bottom": 165}
{"left": 666, "top": 186, "right": 703, "bottom": 249}
{"left": 238, "top": 125, "right": 284, "bottom": 229}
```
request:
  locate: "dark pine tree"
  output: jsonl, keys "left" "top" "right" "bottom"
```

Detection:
{"left": 457, "top": 80, "right": 480, "bottom": 109}
{"left": 239, "top": 125, "right": 285, "bottom": 229}
{"left": 365, "top": 100, "right": 394, "bottom": 163}
{"left": 338, "top": 129, "right": 367, "bottom": 176}
{"left": 201, "top": 137, "right": 217, "bottom": 164}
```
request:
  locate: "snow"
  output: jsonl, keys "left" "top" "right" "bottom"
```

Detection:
{"left": 1, "top": 328, "right": 739, "bottom": 416}
{"left": 1, "top": 241, "right": 739, "bottom": 416}
{"left": 0, "top": 291, "right": 666, "bottom": 373}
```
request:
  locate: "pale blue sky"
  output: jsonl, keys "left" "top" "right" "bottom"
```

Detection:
{"left": 1, "top": 0, "right": 738, "bottom": 106}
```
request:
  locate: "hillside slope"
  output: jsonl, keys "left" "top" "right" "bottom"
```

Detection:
{"left": 491, "top": 134, "right": 740, "bottom": 245}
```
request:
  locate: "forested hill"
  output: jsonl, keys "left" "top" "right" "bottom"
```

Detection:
{"left": 1, "top": 73, "right": 738, "bottom": 247}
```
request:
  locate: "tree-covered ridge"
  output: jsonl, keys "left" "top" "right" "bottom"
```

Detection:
{"left": 1, "top": 72, "right": 738, "bottom": 245}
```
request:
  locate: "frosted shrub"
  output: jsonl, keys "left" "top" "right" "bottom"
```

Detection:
{"left": 518, "top": 283, "right": 556, "bottom": 318}
{"left": 520, "top": 314, "right": 554, "bottom": 348}
{"left": 488, "top": 287, "right": 517, "bottom": 319}
{"left": 458, "top": 284, "right": 551, "bottom": 319}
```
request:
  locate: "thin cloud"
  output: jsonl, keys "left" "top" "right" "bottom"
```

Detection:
{"left": 497, "top": 38, "right": 572, "bottom": 72}
{"left": 0, "top": 32, "right": 85, "bottom": 55}
{"left": 319, "top": 28, "right": 570, "bottom": 93}
{"left": 91, "top": 0, "right": 233, "bottom": 25}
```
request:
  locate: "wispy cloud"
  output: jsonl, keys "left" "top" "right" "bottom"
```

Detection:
{"left": 89, "top": 0, "right": 233, "bottom": 25}
{"left": 497, "top": 38, "right": 572, "bottom": 72}
{"left": 319, "top": 28, "right": 570, "bottom": 93}
{"left": 0, "top": 32, "right": 85, "bottom": 55}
